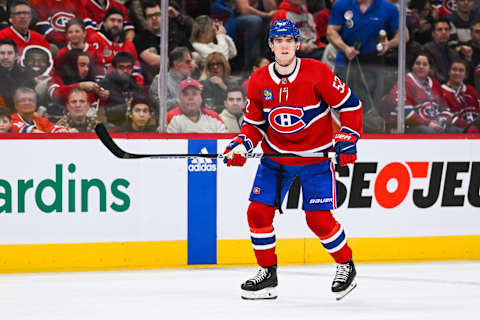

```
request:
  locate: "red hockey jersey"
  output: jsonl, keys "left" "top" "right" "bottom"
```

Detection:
{"left": 242, "top": 58, "right": 362, "bottom": 165}
{"left": 10, "top": 113, "right": 64, "bottom": 133}
{"left": 30, "top": 0, "right": 87, "bottom": 44}
{"left": 54, "top": 43, "right": 99, "bottom": 69}
{"left": 390, "top": 73, "right": 450, "bottom": 126}
{"left": 441, "top": 83, "right": 480, "bottom": 128}
{"left": 48, "top": 75, "right": 101, "bottom": 107}
{"left": 81, "top": 0, "right": 133, "bottom": 32}
{"left": 86, "top": 30, "right": 143, "bottom": 85}
{"left": 0, "top": 26, "right": 50, "bottom": 57}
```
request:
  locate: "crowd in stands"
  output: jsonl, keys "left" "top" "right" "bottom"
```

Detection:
{"left": 0, "top": 0, "right": 479, "bottom": 134}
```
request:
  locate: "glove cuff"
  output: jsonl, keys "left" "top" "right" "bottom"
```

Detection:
{"left": 335, "top": 130, "right": 358, "bottom": 143}
{"left": 339, "top": 127, "right": 360, "bottom": 139}
{"left": 236, "top": 134, "right": 254, "bottom": 152}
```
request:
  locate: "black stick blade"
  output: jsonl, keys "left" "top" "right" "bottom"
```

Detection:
{"left": 95, "top": 123, "right": 132, "bottom": 159}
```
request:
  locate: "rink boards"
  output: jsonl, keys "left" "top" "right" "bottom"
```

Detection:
{"left": 0, "top": 133, "right": 479, "bottom": 272}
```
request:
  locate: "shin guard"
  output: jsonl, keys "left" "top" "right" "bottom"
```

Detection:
{"left": 305, "top": 210, "right": 352, "bottom": 263}
{"left": 247, "top": 201, "right": 277, "bottom": 267}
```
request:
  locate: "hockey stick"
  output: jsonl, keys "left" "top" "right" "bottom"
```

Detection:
{"left": 94, "top": 124, "right": 336, "bottom": 160}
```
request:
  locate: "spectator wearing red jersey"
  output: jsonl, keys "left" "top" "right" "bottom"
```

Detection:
{"left": 86, "top": 7, "right": 143, "bottom": 86}
{"left": 54, "top": 19, "right": 99, "bottom": 70}
{"left": 30, "top": 0, "right": 87, "bottom": 46}
{"left": 273, "top": 0, "right": 325, "bottom": 60}
{"left": 390, "top": 52, "right": 450, "bottom": 133}
{"left": 441, "top": 59, "right": 479, "bottom": 132}
{"left": 82, "top": 0, "right": 135, "bottom": 40}
{"left": 167, "top": 78, "right": 227, "bottom": 133}
{"left": 0, "top": 0, "right": 50, "bottom": 57}
{"left": 10, "top": 87, "right": 68, "bottom": 133}
{"left": 48, "top": 49, "right": 110, "bottom": 108}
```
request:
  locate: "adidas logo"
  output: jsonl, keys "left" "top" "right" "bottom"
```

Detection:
{"left": 188, "top": 147, "right": 217, "bottom": 172}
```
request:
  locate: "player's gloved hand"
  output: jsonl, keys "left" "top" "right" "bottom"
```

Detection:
{"left": 334, "top": 128, "right": 359, "bottom": 166}
{"left": 223, "top": 134, "right": 253, "bottom": 167}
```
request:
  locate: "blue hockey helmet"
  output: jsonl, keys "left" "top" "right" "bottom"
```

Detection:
{"left": 269, "top": 19, "right": 300, "bottom": 44}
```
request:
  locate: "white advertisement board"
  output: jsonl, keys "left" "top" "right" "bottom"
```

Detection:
{"left": 0, "top": 137, "right": 479, "bottom": 246}
{"left": 0, "top": 138, "right": 188, "bottom": 244}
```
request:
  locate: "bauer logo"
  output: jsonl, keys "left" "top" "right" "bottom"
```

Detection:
{"left": 188, "top": 147, "right": 217, "bottom": 172}
{"left": 309, "top": 198, "right": 333, "bottom": 204}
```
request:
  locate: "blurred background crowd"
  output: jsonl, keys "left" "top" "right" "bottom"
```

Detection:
{"left": 0, "top": 0, "right": 479, "bottom": 134}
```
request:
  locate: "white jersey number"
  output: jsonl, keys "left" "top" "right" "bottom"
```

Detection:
{"left": 333, "top": 75, "right": 346, "bottom": 94}
{"left": 245, "top": 98, "right": 251, "bottom": 114}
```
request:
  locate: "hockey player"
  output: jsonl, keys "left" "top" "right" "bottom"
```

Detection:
{"left": 222, "top": 19, "right": 362, "bottom": 301}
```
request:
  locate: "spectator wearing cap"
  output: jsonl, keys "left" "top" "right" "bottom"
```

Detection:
{"left": 167, "top": 78, "right": 227, "bottom": 133}
{"left": 0, "top": 0, "right": 50, "bottom": 57}
{"left": 86, "top": 7, "right": 143, "bottom": 85}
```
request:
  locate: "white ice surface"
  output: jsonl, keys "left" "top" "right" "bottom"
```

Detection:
{"left": 0, "top": 261, "right": 478, "bottom": 320}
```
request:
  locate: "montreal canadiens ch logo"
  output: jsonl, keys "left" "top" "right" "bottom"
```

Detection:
{"left": 268, "top": 106, "right": 306, "bottom": 133}
{"left": 52, "top": 12, "right": 75, "bottom": 32}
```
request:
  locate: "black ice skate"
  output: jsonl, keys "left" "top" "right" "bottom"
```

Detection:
{"left": 241, "top": 265, "right": 278, "bottom": 300}
{"left": 331, "top": 258, "right": 357, "bottom": 300}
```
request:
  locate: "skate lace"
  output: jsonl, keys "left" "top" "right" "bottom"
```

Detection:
{"left": 248, "top": 268, "right": 269, "bottom": 284}
{"left": 334, "top": 263, "right": 350, "bottom": 283}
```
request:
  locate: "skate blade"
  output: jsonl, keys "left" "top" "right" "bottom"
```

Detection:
{"left": 241, "top": 287, "right": 278, "bottom": 300}
{"left": 334, "top": 281, "right": 357, "bottom": 301}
